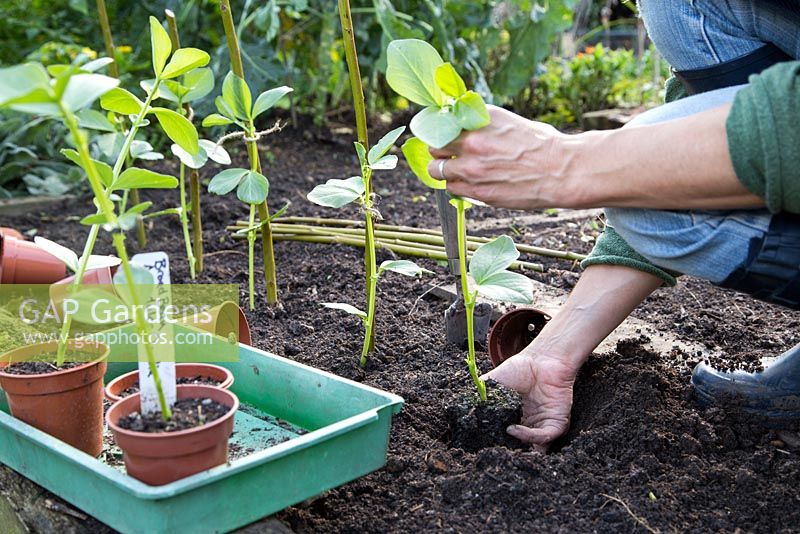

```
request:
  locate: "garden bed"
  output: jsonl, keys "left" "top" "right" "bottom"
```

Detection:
{"left": 2, "top": 121, "right": 800, "bottom": 532}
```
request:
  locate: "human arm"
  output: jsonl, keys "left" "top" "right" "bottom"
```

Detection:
{"left": 484, "top": 263, "right": 663, "bottom": 451}
{"left": 428, "top": 104, "right": 764, "bottom": 211}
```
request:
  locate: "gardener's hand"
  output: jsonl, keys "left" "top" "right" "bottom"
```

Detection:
{"left": 427, "top": 105, "right": 568, "bottom": 210}
{"left": 427, "top": 103, "right": 763, "bottom": 212}
{"left": 482, "top": 352, "right": 577, "bottom": 453}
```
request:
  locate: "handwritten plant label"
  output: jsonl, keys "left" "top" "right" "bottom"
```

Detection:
{"left": 131, "top": 252, "right": 177, "bottom": 415}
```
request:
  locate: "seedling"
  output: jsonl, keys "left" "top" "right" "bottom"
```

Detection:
{"left": 387, "top": 39, "right": 534, "bottom": 400}
{"left": 0, "top": 16, "right": 211, "bottom": 419}
{"left": 308, "top": 127, "right": 432, "bottom": 366}
{"left": 212, "top": 0, "right": 293, "bottom": 306}
{"left": 202, "top": 72, "right": 291, "bottom": 310}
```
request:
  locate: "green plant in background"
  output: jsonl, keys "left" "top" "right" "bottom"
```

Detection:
{"left": 531, "top": 43, "right": 669, "bottom": 128}
{"left": 202, "top": 69, "right": 291, "bottom": 309}
{"left": 307, "top": 123, "right": 432, "bottom": 366}
{"left": 208, "top": 0, "right": 293, "bottom": 308}
{"left": 386, "top": 38, "right": 534, "bottom": 400}
{"left": 0, "top": 16, "right": 213, "bottom": 420}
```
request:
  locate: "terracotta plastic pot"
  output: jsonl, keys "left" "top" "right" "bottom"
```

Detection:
{"left": 0, "top": 227, "right": 24, "bottom": 240}
{"left": 181, "top": 301, "right": 252, "bottom": 346}
{"left": 49, "top": 266, "right": 118, "bottom": 322}
{"left": 104, "top": 363, "right": 235, "bottom": 403}
{"left": 0, "top": 340, "right": 109, "bottom": 456}
{"left": 0, "top": 234, "right": 67, "bottom": 284}
{"left": 487, "top": 308, "right": 551, "bottom": 367}
{"left": 107, "top": 385, "right": 239, "bottom": 486}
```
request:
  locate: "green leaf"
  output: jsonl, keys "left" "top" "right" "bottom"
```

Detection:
{"left": 474, "top": 271, "right": 534, "bottom": 304}
{"left": 81, "top": 57, "right": 114, "bottom": 73}
{"left": 252, "top": 86, "right": 293, "bottom": 119}
{"left": 202, "top": 113, "right": 234, "bottom": 127}
{"left": 354, "top": 142, "right": 368, "bottom": 168}
{"left": 61, "top": 149, "right": 113, "bottom": 187}
{"left": 409, "top": 106, "right": 461, "bottom": 149}
{"left": 149, "top": 16, "right": 172, "bottom": 77}
{"left": 386, "top": 39, "right": 446, "bottom": 107}
{"left": 378, "top": 260, "right": 432, "bottom": 277}
{"left": 80, "top": 213, "right": 108, "bottom": 226}
{"left": 307, "top": 176, "right": 364, "bottom": 208}
{"left": 401, "top": 137, "right": 445, "bottom": 190}
{"left": 75, "top": 109, "right": 115, "bottom": 132}
{"left": 453, "top": 91, "right": 490, "bottom": 131}
{"left": 61, "top": 74, "right": 119, "bottom": 111}
{"left": 140, "top": 78, "right": 173, "bottom": 101}
{"left": 151, "top": 107, "right": 199, "bottom": 154}
{"left": 208, "top": 168, "right": 249, "bottom": 196}
{"left": 171, "top": 143, "right": 208, "bottom": 170}
{"left": 126, "top": 201, "right": 153, "bottom": 215}
{"left": 182, "top": 68, "right": 215, "bottom": 102}
{"left": 222, "top": 71, "right": 252, "bottom": 120}
{"left": 3, "top": 89, "right": 59, "bottom": 116}
{"left": 33, "top": 236, "right": 78, "bottom": 272}
{"left": 0, "top": 63, "right": 50, "bottom": 106}
{"left": 198, "top": 139, "right": 231, "bottom": 165}
{"left": 321, "top": 302, "right": 367, "bottom": 320}
{"left": 112, "top": 167, "right": 178, "bottom": 190}
{"left": 214, "top": 96, "right": 237, "bottom": 121}
{"left": 100, "top": 88, "right": 144, "bottom": 115}
{"left": 94, "top": 132, "right": 126, "bottom": 162}
{"left": 130, "top": 140, "right": 162, "bottom": 161}
{"left": 370, "top": 155, "right": 398, "bottom": 171}
{"left": 113, "top": 264, "right": 157, "bottom": 306}
{"left": 161, "top": 48, "right": 210, "bottom": 79}
{"left": 469, "top": 235, "right": 520, "bottom": 283}
{"left": 435, "top": 63, "right": 467, "bottom": 98}
{"left": 367, "top": 125, "right": 405, "bottom": 165}
{"left": 237, "top": 171, "right": 269, "bottom": 204}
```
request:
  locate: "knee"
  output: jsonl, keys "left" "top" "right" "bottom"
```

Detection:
{"left": 604, "top": 207, "right": 693, "bottom": 268}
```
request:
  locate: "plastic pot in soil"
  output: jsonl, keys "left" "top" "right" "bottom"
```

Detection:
{"left": 107, "top": 385, "right": 239, "bottom": 486}
{"left": 0, "top": 234, "right": 67, "bottom": 284}
{"left": 0, "top": 227, "right": 23, "bottom": 240}
{"left": 0, "top": 340, "right": 108, "bottom": 456}
{"left": 488, "top": 308, "right": 551, "bottom": 367}
{"left": 180, "top": 301, "right": 252, "bottom": 346}
{"left": 104, "top": 363, "right": 235, "bottom": 403}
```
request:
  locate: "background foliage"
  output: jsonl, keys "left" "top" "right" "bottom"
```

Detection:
{"left": 0, "top": 0, "right": 665, "bottom": 198}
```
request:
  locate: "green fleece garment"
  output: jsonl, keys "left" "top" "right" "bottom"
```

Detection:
{"left": 727, "top": 61, "right": 800, "bottom": 214}
{"left": 582, "top": 63, "right": 799, "bottom": 283}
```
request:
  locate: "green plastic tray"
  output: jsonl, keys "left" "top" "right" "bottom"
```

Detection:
{"left": 0, "top": 325, "right": 404, "bottom": 533}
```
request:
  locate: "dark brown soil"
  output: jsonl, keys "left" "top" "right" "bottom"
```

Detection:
{"left": 118, "top": 375, "right": 222, "bottom": 398}
{"left": 2, "top": 351, "right": 96, "bottom": 375}
{"left": 2, "top": 119, "right": 800, "bottom": 532}
{"left": 116, "top": 397, "right": 231, "bottom": 433}
{"left": 446, "top": 380, "right": 525, "bottom": 452}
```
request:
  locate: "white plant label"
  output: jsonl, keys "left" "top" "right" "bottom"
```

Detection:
{"left": 131, "top": 252, "right": 177, "bottom": 415}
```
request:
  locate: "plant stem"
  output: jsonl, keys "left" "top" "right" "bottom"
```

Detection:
{"left": 55, "top": 223, "right": 100, "bottom": 366}
{"left": 166, "top": 9, "right": 203, "bottom": 276}
{"left": 95, "top": 0, "right": 119, "bottom": 78}
{"left": 220, "top": 0, "right": 279, "bottom": 305}
{"left": 455, "top": 200, "right": 486, "bottom": 401}
{"left": 179, "top": 164, "right": 196, "bottom": 279}
{"left": 338, "top": 0, "right": 376, "bottom": 357}
{"left": 247, "top": 204, "right": 256, "bottom": 310}
{"left": 190, "top": 169, "right": 203, "bottom": 272}
{"left": 130, "top": 189, "right": 147, "bottom": 248}
{"left": 61, "top": 106, "right": 171, "bottom": 420}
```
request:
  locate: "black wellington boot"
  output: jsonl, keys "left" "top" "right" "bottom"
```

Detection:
{"left": 691, "top": 342, "right": 800, "bottom": 424}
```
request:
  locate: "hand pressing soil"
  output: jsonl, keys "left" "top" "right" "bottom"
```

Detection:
{"left": 446, "top": 379, "right": 525, "bottom": 452}
{"left": 117, "top": 397, "right": 231, "bottom": 433}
